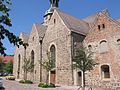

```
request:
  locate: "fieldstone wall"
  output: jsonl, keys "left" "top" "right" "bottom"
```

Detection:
{"left": 42, "top": 10, "right": 73, "bottom": 85}
{"left": 13, "top": 45, "right": 25, "bottom": 79}
{"left": 25, "top": 24, "right": 41, "bottom": 82}
{"left": 13, "top": 9, "right": 120, "bottom": 89}
{"left": 84, "top": 12, "right": 120, "bottom": 89}
{"left": 13, "top": 33, "right": 29, "bottom": 80}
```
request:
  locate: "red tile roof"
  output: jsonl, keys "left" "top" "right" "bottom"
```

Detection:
{"left": 0, "top": 56, "right": 14, "bottom": 64}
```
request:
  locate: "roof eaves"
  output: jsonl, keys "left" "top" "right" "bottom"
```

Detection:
{"left": 70, "top": 28, "right": 88, "bottom": 36}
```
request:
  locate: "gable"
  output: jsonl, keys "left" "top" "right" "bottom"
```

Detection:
{"left": 84, "top": 10, "right": 120, "bottom": 43}
{"left": 49, "top": 9, "right": 90, "bottom": 35}
{"left": 46, "top": 9, "right": 71, "bottom": 37}
{"left": 19, "top": 32, "right": 29, "bottom": 43}
{"left": 35, "top": 24, "right": 47, "bottom": 38}
{"left": 48, "top": 9, "right": 70, "bottom": 31}
{"left": 90, "top": 10, "right": 120, "bottom": 31}
{"left": 28, "top": 24, "right": 39, "bottom": 44}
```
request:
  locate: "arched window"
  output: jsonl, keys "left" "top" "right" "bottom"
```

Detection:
{"left": 31, "top": 50, "right": 34, "bottom": 71}
{"left": 99, "top": 40, "right": 108, "bottom": 53}
{"left": 117, "top": 39, "right": 120, "bottom": 45}
{"left": 18, "top": 54, "right": 21, "bottom": 68}
{"left": 17, "top": 54, "right": 21, "bottom": 78}
{"left": 101, "top": 65, "right": 110, "bottom": 79}
{"left": 50, "top": 45, "right": 56, "bottom": 68}
{"left": 88, "top": 45, "right": 92, "bottom": 51}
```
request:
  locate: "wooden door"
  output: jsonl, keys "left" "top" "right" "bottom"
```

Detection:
{"left": 50, "top": 71, "right": 56, "bottom": 84}
{"left": 78, "top": 72, "right": 82, "bottom": 86}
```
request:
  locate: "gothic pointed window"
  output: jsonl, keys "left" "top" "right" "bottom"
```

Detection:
{"left": 101, "top": 65, "right": 110, "bottom": 79}
{"left": 17, "top": 54, "right": 21, "bottom": 79}
{"left": 50, "top": 45, "right": 56, "bottom": 68}
{"left": 31, "top": 50, "right": 34, "bottom": 72}
{"left": 54, "top": 19, "right": 56, "bottom": 24}
{"left": 32, "top": 37, "right": 34, "bottom": 41}
{"left": 18, "top": 54, "right": 21, "bottom": 69}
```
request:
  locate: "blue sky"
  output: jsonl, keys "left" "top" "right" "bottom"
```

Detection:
{"left": 3, "top": 0, "right": 120, "bottom": 55}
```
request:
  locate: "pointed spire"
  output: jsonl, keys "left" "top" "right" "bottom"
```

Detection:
{"left": 98, "top": 9, "right": 110, "bottom": 17}
{"left": 43, "top": 0, "right": 60, "bottom": 23}
{"left": 45, "top": 0, "right": 60, "bottom": 16}
{"left": 102, "top": 9, "right": 110, "bottom": 16}
{"left": 49, "top": 0, "right": 59, "bottom": 8}
{"left": 44, "top": 0, "right": 59, "bottom": 23}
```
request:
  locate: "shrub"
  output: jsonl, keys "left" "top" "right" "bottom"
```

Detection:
{"left": 19, "top": 80, "right": 33, "bottom": 84}
{"left": 38, "top": 83, "right": 55, "bottom": 88}
{"left": 25, "top": 80, "right": 33, "bottom": 84}
{"left": 6, "top": 76, "right": 15, "bottom": 80}
{"left": 38, "top": 82, "right": 45, "bottom": 87}
{"left": 19, "top": 80, "right": 25, "bottom": 83}
{"left": 41, "top": 83, "right": 49, "bottom": 88}
{"left": 49, "top": 83, "right": 55, "bottom": 87}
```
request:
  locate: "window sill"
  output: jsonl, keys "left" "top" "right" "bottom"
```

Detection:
{"left": 102, "top": 78, "right": 111, "bottom": 81}
{"left": 100, "top": 51, "right": 108, "bottom": 54}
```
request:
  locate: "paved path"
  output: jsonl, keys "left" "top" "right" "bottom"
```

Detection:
{"left": 2, "top": 79, "right": 114, "bottom": 90}
{"left": 3, "top": 79, "right": 42, "bottom": 90}
{"left": 2, "top": 79, "right": 80, "bottom": 90}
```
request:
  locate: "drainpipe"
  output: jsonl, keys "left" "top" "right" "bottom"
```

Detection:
{"left": 39, "top": 37, "right": 43, "bottom": 82}
{"left": 71, "top": 33, "right": 74, "bottom": 85}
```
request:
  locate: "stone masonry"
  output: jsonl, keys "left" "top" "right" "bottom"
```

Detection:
{"left": 13, "top": 3, "right": 120, "bottom": 89}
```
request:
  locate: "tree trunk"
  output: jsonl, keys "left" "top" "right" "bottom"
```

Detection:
{"left": 82, "top": 71, "right": 85, "bottom": 90}
{"left": 46, "top": 72, "right": 49, "bottom": 84}
{"left": 24, "top": 70, "right": 27, "bottom": 80}
{"left": 23, "top": 69, "right": 25, "bottom": 80}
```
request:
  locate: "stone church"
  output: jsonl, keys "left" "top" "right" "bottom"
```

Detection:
{"left": 13, "top": 0, "right": 120, "bottom": 89}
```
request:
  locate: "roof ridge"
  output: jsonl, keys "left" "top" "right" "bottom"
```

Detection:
{"left": 58, "top": 10, "right": 88, "bottom": 24}
{"left": 56, "top": 10, "right": 90, "bottom": 35}
{"left": 34, "top": 24, "right": 47, "bottom": 38}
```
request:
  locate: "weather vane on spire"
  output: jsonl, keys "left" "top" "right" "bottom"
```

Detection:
{"left": 49, "top": 0, "right": 59, "bottom": 8}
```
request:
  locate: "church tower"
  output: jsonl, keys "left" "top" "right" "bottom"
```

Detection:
{"left": 44, "top": 0, "right": 59, "bottom": 23}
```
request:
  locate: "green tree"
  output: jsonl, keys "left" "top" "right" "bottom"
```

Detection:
{"left": 4, "top": 61, "right": 13, "bottom": 73}
{"left": 0, "top": 58, "right": 5, "bottom": 73}
{"left": 73, "top": 46, "right": 98, "bottom": 90}
{"left": 41, "top": 51, "right": 55, "bottom": 83}
{"left": 0, "top": 0, "right": 25, "bottom": 56}
{"left": 22, "top": 58, "right": 34, "bottom": 80}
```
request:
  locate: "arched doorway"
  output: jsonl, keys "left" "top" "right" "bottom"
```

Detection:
{"left": 50, "top": 45, "right": 56, "bottom": 84}
{"left": 50, "top": 70, "right": 56, "bottom": 84}
{"left": 17, "top": 54, "right": 21, "bottom": 79}
{"left": 77, "top": 71, "right": 82, "bottom": 86}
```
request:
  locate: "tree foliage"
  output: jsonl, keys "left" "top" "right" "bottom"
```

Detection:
{"left": 73, "top": 46, "right": 98, "bottom": 88}
{"left": 41, "top": 52, "right": 55, "bottom": 72}
{"left": 22, "top": 58, "right": 34, "bottom": 80}
{"left": 22, "top": 58, "right": 34, "bottom": 73}
{"left": 0, "top": 57, "right": 13, "bottom": 73}
{"left": 41, "top": 51, "right": 55, "bottom": 83}
{"left": 0, "top": 0, "right": 26, "bottom": 55}
{"left": 4, "top": 60, "right": 13, "bottom": 73}
{"left": 0, "top": 57, "right": 5, "bottom": 73}
{"left": 73, "top": 47, "right": 98, "bottom": 72}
